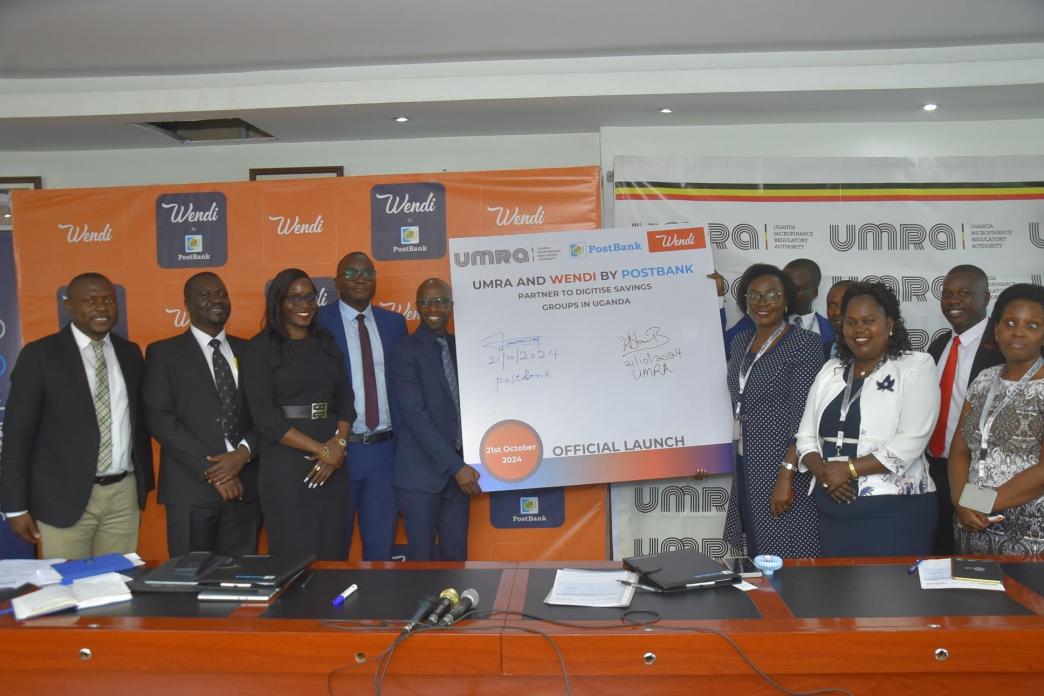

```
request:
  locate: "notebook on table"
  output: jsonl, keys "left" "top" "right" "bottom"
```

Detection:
{"left": 198, "top": 553, "right": 315, "bottom": 588}
{"left": 623, "top": 548, "right": 739, "bottom": 591}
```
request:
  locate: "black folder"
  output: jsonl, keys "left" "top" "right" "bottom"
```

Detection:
{"left": 623, "top": 548, "right": 739, "bottom": 591}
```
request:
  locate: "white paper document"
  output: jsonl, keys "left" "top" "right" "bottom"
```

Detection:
{"left": 917, "top": 559, "right": 1005, "bottom": 591}
{"left": 11, "top": 572, "right": 132, "bottom": 620}
{"left": 0, "top": 559, "right": 66, "bottom": 589}
{"left": 543, "top": 568, "right": 639, "bottom": 607}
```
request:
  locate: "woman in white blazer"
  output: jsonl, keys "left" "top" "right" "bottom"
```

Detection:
{"left": 795, "top": 282, "right": 941, "bottom": 556}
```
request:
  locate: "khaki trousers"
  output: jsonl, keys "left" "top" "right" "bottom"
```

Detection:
{"left": 37, "top": 474, "right": 139, "bottom": 559}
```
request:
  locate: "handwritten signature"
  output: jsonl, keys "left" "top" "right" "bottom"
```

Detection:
{"left": 618, "top": 326, "right": 670, "bottom": 356}
{"left": 482, "top": 331, "right": 543, "bottom": 352}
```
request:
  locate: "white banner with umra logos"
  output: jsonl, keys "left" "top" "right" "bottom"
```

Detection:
{"left": 609, "top": 155, "right": 1044, "bottom": 559}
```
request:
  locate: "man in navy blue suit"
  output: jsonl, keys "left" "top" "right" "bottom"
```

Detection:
{"left": 317, "top": 252, "right": 407, "bottom": 561}
{"left": 389, "top": 278, "right": 481, "bottom": 561}
{"left": 722, "top": 258, "right": 835, "bottom": 360}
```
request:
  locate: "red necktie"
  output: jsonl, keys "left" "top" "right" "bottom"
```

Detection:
{"left": 929, "top": 334, "right": 960, "bottom": 457}
{"left": 356, "top": 314, "right": 379, "bottom": 431}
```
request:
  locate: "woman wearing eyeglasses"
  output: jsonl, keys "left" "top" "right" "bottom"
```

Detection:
{"left": 243, "top": 268, "right": 356, "bottom": 559}
{"left": 722, "top": 264, "right": 825, "bottom": 558}
{"left": 794, "top": 282, "right": 940, "bottom": 557}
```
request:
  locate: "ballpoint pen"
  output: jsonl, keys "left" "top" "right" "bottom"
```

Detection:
{"left": 907, "top": 560, "right": 925, "bottom": 574}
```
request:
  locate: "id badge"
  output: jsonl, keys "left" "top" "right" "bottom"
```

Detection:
{"left": 733, "top": 418, "right": 743, "bottom": 456}
{"left": 959, "top": 483, "right": 998, "bottom": 514}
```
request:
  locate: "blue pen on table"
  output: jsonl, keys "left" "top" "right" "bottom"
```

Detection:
{"left": 907, "top": 560, "right": 925, "bottom": 574}
{"left": 332, "top": 583, "right": 358, "bottom": 606}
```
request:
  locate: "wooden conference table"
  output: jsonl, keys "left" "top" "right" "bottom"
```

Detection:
{"left": 2, "top": 557, "right": 1044, "bottom": 695}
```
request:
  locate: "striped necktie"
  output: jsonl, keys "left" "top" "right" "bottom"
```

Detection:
{"left": 91, "top": 341, "right": 113, "bottom": 474}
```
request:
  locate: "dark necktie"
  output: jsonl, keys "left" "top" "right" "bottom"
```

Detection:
{"left": 436, "top": 336, "right": 462, "bottom": 450}
{"left": 356, "top": 314, "right": 379, "bottom": 431}
{"left": 209, "top": 338, "right": 241, "bottom": 444}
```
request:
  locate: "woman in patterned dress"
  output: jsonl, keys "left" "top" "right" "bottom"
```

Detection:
{"left": 950, "top": 283, "right": 1044, "bottom": 558}
{"left": 722, "top": 264, "right": 825, "bottom": 558}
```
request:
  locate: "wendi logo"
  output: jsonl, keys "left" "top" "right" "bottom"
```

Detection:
{"left": 647, "top": 227, "right": 706, "bottom": 253}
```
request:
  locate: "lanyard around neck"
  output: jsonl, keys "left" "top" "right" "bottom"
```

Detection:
{"left": 735, "top": 322, "right": 786, "bottom": 417}
{"left": 976, "top": 356, "right": 1044, "bottom": 478}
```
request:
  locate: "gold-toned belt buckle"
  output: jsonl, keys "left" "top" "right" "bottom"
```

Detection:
{"left": 311, "top": 402, "right": 328, "bottom": 420}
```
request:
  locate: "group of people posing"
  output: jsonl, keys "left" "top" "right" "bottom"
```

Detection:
{"left": 1, "top": 253, "right": 1041, "bottom": 564}
{"left": 0, "top": 253, "right": 480, "bottom": 562}
{"left": 713, "top": 260, "right": 1044, "bottom": 560}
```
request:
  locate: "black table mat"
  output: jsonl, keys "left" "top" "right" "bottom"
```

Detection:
{"left": 1001, "top": 562, "right": 1044, "bottom": 597}
{"left": 261, "top": 568, "right": 504, "bottom": 620}
{"left": 521, "top": 568, "right": 761, "bottom": 621}
{"left": 772, "top": 564, "right": 1032, "bottom": 618}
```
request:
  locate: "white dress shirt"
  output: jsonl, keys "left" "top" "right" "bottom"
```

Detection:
{"left": 935, "top": 317, "right": 987, "bottom": 458}
{"left": 790, "top": 311, "right": 821, "bottom": 334}
{"left": 189, "top": 324, "right": 249, "bottom": 454}
{"left": 70, "top": 323, "right": 132, "bottom": 475}
{"left": 338, "top": 301, "right": 392, "bottom": 434}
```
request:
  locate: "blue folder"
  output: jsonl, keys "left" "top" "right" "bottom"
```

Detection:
{"left": 52, "top": 553, "right": 134, "bottom": 585}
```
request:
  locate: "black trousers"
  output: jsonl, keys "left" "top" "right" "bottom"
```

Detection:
{"left": 165, "top": 499, "right": 261, "bottom": 557}
{"left": 926, "top": 454, "right": 956, "bottom": 555}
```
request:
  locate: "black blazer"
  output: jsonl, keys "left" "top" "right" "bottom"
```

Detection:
{"left": 143, "top": 330, "right": 258, "bottom": 506}
{"left": 927, "top": 327, "right": 1004, "bottom": 389}
{"left": 0, "top": 325, "right": 154, "bottom": 527}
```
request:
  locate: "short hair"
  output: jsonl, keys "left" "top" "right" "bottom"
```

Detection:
{"left": 734, "top": 263, "right": 797, "bottom": 318}
{"left": 417, "top": 277, "right": 452, "bottom": 299}
{"left": 990, "top": 282, "right": 1044, "bottom": 326}
{"left": 336, "top": 251, "right": 373, "bottom": 273}
{"left": 183, "top": 271, "right": 220, "bottom": 299}
{"left": 829, "top": 279, "right": 853, "bottom": 293}
{"left": 67, "top": 272, "right": 111, "bottom": 292}
{"left": 784, "top": 258, "right": 822, "bottom": 287}
{"left": 946, "top": 264, "right": 988, "bottom": 287}
{"left": 836, "top": 281, "right": 912, "bottom": 364}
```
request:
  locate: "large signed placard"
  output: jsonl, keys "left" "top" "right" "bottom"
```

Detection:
{"left": 450, "top": 226, "right": 733, "bottom": 491}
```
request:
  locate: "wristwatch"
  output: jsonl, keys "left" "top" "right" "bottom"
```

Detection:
{"left": 780, "top": 461, "right": 798, "bottom": 472}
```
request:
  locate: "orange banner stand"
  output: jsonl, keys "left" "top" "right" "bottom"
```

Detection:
{"left": 11, "top": 166, "right": 606, "bottom": 561}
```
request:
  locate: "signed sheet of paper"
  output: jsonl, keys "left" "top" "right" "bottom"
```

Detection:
{"left": 449, "top": 226, "right": 732, "bottom": 491}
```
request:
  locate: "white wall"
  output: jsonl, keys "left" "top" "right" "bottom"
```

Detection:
{"left": 600, "top": 119, "right": 1044, "bottom": 223}
{"left": 0, "top": 133, "right": 600, "bottom": 189}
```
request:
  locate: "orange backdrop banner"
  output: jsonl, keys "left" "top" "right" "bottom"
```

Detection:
{"left": 10, "top": 166, "right": 606, "bottom": 562}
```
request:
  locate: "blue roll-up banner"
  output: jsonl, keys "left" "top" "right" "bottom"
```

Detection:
{"left": 0, "top": 229, "right": 33, "bottom": 558}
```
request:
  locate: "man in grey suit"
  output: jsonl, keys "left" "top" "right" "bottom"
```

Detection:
{"left": 389, "top": 278, "right": 481, "bottom": 561}
{"left": 0, "top": 273, "right": 153, "bottom": 559}
{"left": 144, "top": 272, "right": 260, "bottom": 557}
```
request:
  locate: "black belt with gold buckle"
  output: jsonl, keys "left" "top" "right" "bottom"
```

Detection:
{"left": 281, "top": 402, "right": 331, "bottom": 420}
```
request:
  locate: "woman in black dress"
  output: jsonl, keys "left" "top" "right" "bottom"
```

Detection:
{"left": 243, "top": 268, "right": 355, "bottom": 560}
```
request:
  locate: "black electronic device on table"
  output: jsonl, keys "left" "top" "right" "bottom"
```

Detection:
{"left": 624, "top": 548, "right": 739, "bottom": 591}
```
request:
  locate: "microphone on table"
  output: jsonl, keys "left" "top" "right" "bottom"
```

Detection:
{"left": 425, "top": 588, "right": 459, "bottom": 625}
{"left": 402, "top": 595, "right": 437, "bottom": 634}
{"left": 438, "top": 588, "right": 479, "bottom": 627}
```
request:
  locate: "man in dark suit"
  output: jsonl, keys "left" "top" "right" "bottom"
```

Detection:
{"left": 721, "top": 259, "right": 835, "bottom": 360}
{"left": 389, "top": 278, "right": 481, "bottom": 561}
{"left": 925, "top": 264, "right": 1003, "bottom": 554}
{"left": 823, "top": 279, "right": 852, "bottom": 359}
{"left": 144, "top": 272, "right": 260, "bottom": 557}
{"left": 0, "top": 273, "right": 153, "bottom": 559}
{"left": 316, "top": 252, "right": 407, "bottom": 561}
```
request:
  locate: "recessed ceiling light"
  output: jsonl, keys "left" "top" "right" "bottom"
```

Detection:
{"left": 658, "top": 107, "right": 674, "bottom": 114}
{"left": 394, "top": 116, "right": 410, "bottom": 123}
{"left": 922, "top": 103, "right": 938, "bottom": 112}
{"left": 3, "top": 213, "right": 10, "bottom": 218}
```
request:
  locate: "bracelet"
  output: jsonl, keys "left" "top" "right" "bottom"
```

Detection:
{"left": 780, "top": 461, "right": 798, "bottom": 472}
{"left": 847, "top": 459, "right": 859, "bottom": 480}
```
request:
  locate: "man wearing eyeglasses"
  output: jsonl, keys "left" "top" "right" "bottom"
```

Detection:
{"left": 316, "top": 252, "right": 407, "bottom": 561}
{"left": 389, "top": 278, "right": 481, "bottom": 561}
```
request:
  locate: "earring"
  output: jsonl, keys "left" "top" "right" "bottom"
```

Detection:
{"left": 889, "top": 330, "right": 894, "bottom": 336}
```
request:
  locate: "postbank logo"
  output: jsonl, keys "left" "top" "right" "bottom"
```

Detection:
{"left": 520, "top": 497, "right": 539, "bottom": 514}
{"left": 156, "top": 192, "right": 228, "bottom": 268}
{"left": 569, "top": 243, "right": 586, "bottom": 257}
{"left": 647, "top": 227, "right": 706, "bottom": 253}
{"left": 371, "top": 182, "right": 446, "bottom": 261}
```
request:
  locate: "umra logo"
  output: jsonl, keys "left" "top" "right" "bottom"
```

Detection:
{"left": 631, "top": 537, "right": 730, "bottom": 558}
{"left": 708, "top": 223, "right": 760, "bottom": 250}
{"left": 632, "top": 483, "right": 729, "bottom": 514}
{"left": 1030, "top": 222, "right": 1044, "bottom": 249}
{"left": 829, "top": 223, "right": 957, "bottom": 251}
